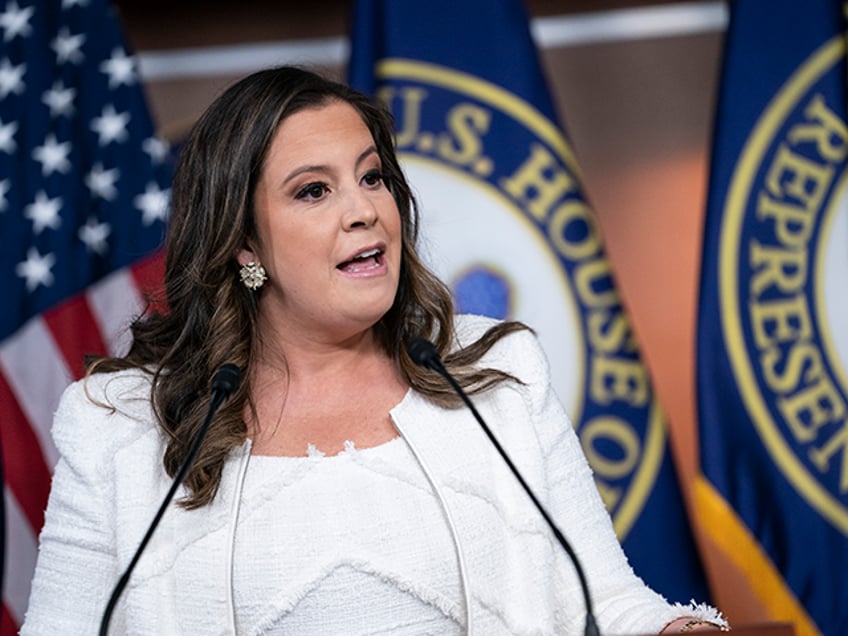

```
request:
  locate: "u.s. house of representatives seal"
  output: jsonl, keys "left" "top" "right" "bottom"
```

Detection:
{"left": 720, "top": 36, "right": 848, "bottom": 534}
{"left": 374, "top": 59, "right": 665, "bottom": 539}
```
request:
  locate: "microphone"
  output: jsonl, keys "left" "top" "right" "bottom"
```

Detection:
{"left": 99, "top": 363, "right": 243, "bottom": 636}
{"left": 407, "top": 338, "right": 600, "bottom": 636}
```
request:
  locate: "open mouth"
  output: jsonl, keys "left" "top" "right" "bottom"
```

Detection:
{"left": 337, "top": 247, "right": 384, "bottom": 273}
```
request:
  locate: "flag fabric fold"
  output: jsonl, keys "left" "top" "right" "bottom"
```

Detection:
{"left": 696, "top": 2, "right": 848, "bottom": 634}
{"left": 349, "top": 0, "right": 710, "bottom": 604}
{"left": 0, "top": 0, "right": 170, "bottom": 631}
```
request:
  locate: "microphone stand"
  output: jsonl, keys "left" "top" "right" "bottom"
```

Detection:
{"left": 99, "top": 363, "right": 242, "bottom": 636}
{"left": 407, "top": 338, "right": 600, "bottom": 636}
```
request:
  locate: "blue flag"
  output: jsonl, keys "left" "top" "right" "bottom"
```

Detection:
{"left": 350, "top": 0, "right": 710, "bottom": 604}
{"left": 696, "top": 1, "right": 847, "bottom": 634}
{"left": 0, "top": 0, "right": 171, "bottom": 630}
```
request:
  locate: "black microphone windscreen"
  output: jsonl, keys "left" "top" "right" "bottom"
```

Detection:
{"left": 406, "top": 338, "right": 440, "bottom": 369}
{"left": 211, "top": 363, "right": 242, "bottom": 396}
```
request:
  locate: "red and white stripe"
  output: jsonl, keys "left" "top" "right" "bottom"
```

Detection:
{"left": 0, "top": 252, "right": 163, "bottom": 634}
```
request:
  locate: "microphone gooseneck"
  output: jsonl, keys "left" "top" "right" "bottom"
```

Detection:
{"left": 99, "top": 363, "right": 243, "bottom": 636}
{"left": 406, "top": 338, "right": 600, "bottom": 636}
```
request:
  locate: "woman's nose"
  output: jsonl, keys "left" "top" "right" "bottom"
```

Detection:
{"left": 342, "top": 190, "right": 379, "bottom": 230}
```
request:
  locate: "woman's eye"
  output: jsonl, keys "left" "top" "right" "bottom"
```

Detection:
{"left": 295, "top": 182, "right": 328, "bottom": 200}
{"left": 362, "top": 170, "right": 385, "bottom": 187}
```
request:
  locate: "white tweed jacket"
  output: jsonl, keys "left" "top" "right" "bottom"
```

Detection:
{"left": 22, "top": 315, "right": 724, "bottom": 635}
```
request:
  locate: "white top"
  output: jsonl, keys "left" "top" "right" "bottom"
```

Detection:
{"left": 233, "top": 440, "right": 461, "bottom": 635}
{"left": 22, "top": 314, "right": 727, "bottom": 635}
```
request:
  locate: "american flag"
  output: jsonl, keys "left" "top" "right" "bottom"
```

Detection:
{"left": 0, "top": 0, "right": 171, "bottom": 631}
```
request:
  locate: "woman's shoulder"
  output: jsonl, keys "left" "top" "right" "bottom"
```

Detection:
{"left": 453, "top": 313, "right": 501, "bottom": 342}
{"left": 453, "top": 313, "right": 548, "bottom": 379}
{"left": 60, "top": 367, "right": 154, "bottom": 416}
{"left": 52, "top": 367, "right": 160, "bottom": 458}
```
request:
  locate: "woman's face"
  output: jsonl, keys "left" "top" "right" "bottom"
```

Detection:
{"left": 239, "top": 100, "right": 403, "bottom": 343}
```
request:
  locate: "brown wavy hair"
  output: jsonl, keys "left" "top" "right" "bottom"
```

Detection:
{"left": 90, "top": 66, "right": 528, "bottom": 508}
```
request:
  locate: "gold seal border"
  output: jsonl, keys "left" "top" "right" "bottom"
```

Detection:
{"left": 377, "top": 58, "right": 665, "bottom": 540}
{"left": 719, "top": 37, "right": 848, "bottom": 534}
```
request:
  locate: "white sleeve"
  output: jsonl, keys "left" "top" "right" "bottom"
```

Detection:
{"left": 21, "top": 379, "right": 124, "bottom": 635}
{"left": 514, "top": 329, "right": 726, "bottom": 634}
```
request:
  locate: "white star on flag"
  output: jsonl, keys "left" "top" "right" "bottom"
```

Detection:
{"left": 42, "top": 80, "right": 76, "bottom": 118}
{"left": 0, "top": 178, "right": 10, "bottom": 210}
{"left": 0, "top": 1, "right": 34, "bottom": 41}
{"left": 51, "top": 26, "right": 86, "bottom": 64}
{"left": 0, "top": 57, "right": 25, "bottom": 97}
{"left": 0, "top": 117, "right": 17, "bottom": 153}
{"left": 15, "top": 246, "right": 56, "bottom": 291}
{"left": 32, "top": 133, "right": 72, "bottom": 176}
{"left": 100, "top": 47, "right": 136, "bottom": 88}
{"left": 142, "top": 136, "right": 169, "bottom": 164}
{"left": 78, "top": 216, "right": 111, "bottom": 254}
{"left": 24, "top": 190, "right": 62, "bottom": 234}
{"left": 91, "top": 104, "right": 130, "bottom": 145}
{"left": 135, "top": 181, "right": 170, "bottom": 225}
{"left": 85, "top": 162, "right": 119, "bottom": 200}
